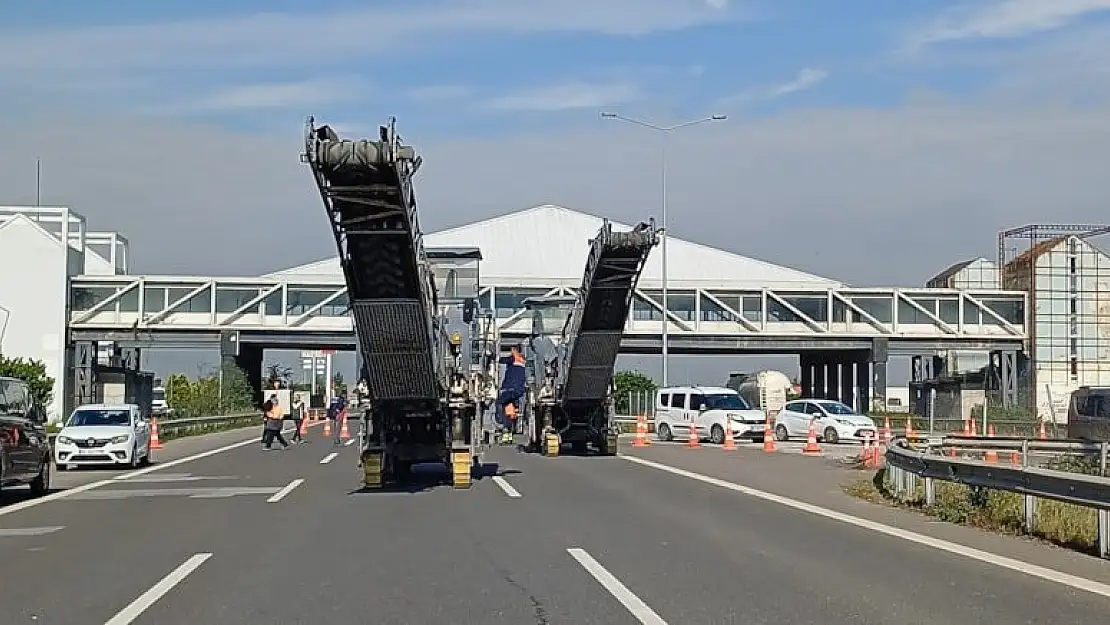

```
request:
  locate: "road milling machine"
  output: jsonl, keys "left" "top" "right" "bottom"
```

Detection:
{"left": 520, "top": 219, "right": 659, "bottom": 456}
{"left": 302, "top": 117, "right": 495, "bottom": 489}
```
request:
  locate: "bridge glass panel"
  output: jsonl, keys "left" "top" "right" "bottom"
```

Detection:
{"left": 215, "top": 288, "right": 257, "bottom": 313}
{"left": 263, "top": 290, "right": 282, "bottom": 315}
{"left": 494, "top": 288, "right": 548, "bottom": 318}
{"left": 143, "top": 287, "right": 166, "bottom": 313}
{"left": 963, "top": 301, "right": 980, "bottom": 325}
{"left": 668, "top": 293, "right": 696, "bottom": 321}
{"left": 938, "top": 298, "right": 959, "bottom": 324}
{"left": 699, "top": 293, "right": 741, "bottom": 322}
{"left": 168, "top": 287, "right": 212, "bottom": 313}
{"left": 742, "top": 296, "right": 762, "bottom": 322}
{"left": 633, "top": 292, "right": 663, "bottom": 321}
{"left": 851, "top": 296, "right": 892, "bottom": 323}
{"left": 119, "top": 288, "right": 139, "bottom": 312}
{"left": 767, "top": 298, "right": 800, "bottom": 323}
{"left": 70, "top": 286, "right": 118, "bottom": 311}
{"left": 981, "top": 298, "right": 1024, "bottom": 325}
{"left": 780, "top": 295, "right": 827, "bottom": 322}
{"left": 286, "top": 289, "right": 349, "bottom": 316}
{"left": 897, "top": 298, "right": 928, "bottom": 324}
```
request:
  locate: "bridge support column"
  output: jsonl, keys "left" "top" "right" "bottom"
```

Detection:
{"left": 988, "top": 349, "right": 1020, "bottom": 409}
{"left": 870, "top": 338, "right": 888, "bottom": 414}
{"left": 69, "top": 340, "right": 98, "bottom": 414}
{"left": 825, "top": 358, "right": 841, "bottom": 402}
{"left": 812, "top": 357, "right": 827, "bottom": 399}
{"left": 220, "top": 331, "right": 263, "bottom": 407}
{"left": 799, "top": 352, "right": 815, "bottom": 397}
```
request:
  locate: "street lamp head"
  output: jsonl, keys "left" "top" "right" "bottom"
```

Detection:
{"left": 600, "top": 112, "right": 617, "bottom": 119}
{"left": 710, "top": 114, "right": 727, "bottom": 121}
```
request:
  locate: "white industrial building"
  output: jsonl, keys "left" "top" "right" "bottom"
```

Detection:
{"left": 266, "top": 203, "right": 843, "bottom": 313}
{"left": 1002, "top": 235, "right": 1110, "bottom": 421}
{"left": 0, "top": 206, "right": 130, "bottom": 419}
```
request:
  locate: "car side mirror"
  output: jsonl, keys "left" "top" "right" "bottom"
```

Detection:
{"left": 811, "top": 412, "right": 823, "bottom": 418}
{"left": 698, "top": 404, "right": 708, "bottom": 412}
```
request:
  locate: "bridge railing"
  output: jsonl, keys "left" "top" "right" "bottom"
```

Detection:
{"left": 69, "top": 275, "right": 1026, "bottom": 341}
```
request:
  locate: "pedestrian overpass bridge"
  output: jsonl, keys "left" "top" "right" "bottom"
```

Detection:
{"left": 68, "top": 274, "right": 1027, "bottom": 355}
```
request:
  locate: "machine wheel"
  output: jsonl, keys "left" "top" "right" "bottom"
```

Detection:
{"left": 823, "top": 427, "right": 840, "bottom": 445}
{"left": 710, "top": 424, "right": 726, "bottom": 445}
{"left": 657, "top": 423, "right": 673, "bottom": 442}
{"left": 450, "top": 451, "right": 472, "bottom": 489}
{"left": 543, "top": 432, "right": 561, "bottom": 457}
{"left": 775, "top": 424, "right": 790, "bottom": 442}
{"left": 361, "top": 450, "right": 384, "bottom": 489}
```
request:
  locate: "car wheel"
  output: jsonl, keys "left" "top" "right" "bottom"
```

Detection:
{"left": 823, "top": 427, "right": 840, "bottom": 445}
{"left": 128, "top": 444, "right": 140, "bottom": 469}
{"left": 657, "top": 423, "right": 673, "bottom": 442}
{"left": 775, "top": 424, "right": 789, "bottom": 441}
{"left": 141, "top": 449, "right": 152, "bottom": 466}
{"left": 710, "top": 424, "right": 725, "bottom": 445}
{"left": 30, "top": 459, "right": 51, "bottom": 497}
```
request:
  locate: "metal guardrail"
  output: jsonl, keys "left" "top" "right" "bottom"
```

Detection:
{"left": 155, "top": 413, "right": 259, "bottom": 438}
{"left": 884, "top": 442, "right": 1110, "bottom": 558}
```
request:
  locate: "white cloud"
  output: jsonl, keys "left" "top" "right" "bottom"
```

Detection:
{"left": 405, "top": 85, "right": 475, "bottom": 102}
{"left": 717, "top": 68, "right": 828, "bottom": 108}
{"left": 911, "top": 0, "right": 1110, "bottom": 46}
{"left": 169, "top": 78, "right": 366, "bottom": 113}
{"left": 0, "top": 1, "right": 743, "bottom": 74}
{"left": 484, "top": 82, "right": 640, "bottom": 111}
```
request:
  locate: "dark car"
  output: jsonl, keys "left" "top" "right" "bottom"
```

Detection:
{"left": 0, "top": 376, "right": 52, "bottom": 497}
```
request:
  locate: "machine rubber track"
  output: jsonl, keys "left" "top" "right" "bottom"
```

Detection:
{"left": 303, "top": 118, "right": 441, "bottom": 404}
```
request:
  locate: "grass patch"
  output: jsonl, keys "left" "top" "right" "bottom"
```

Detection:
{"left": 844, "top": 469, "right": 1101, "bottom": 555}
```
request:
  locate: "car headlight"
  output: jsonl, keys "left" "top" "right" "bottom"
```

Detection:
{"left": 111, "top": 434, "right": 131, "bottom": 444}
{"left": 57, "top": 435, "right": 73, "bottom": 445}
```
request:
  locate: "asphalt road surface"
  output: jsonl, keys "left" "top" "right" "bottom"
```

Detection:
{"left": 2, "top": 426, "right": 1109, "bottom": 624}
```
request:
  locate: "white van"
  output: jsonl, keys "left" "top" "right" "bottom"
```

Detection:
{"left": 654, "top": 386, "right": 768, "bottom": 444}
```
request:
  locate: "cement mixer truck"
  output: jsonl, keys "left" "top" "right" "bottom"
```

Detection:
{"left": 726, "top": 370, "right": 794, "bottom": 420}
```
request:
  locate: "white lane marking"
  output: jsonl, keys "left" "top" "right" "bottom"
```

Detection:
{"left": 0, "top": 526, "right": 65, "bottom": 537}
{"left": 0, "top": 422, "right": 328, "bottom": 518}
{"left": 267, "top": 478, "right": 305, "bottom": 503}
{"left": 104, "top": 552, "right": 212, "bottom": 625}
{"left": 319, "top": 452, "right": 338, "bottom": 465}
{"left": 620, "top": 455, "right": 1110, "bottom": 599}
{"left": 492, "top": 476, "right": 522, "bottom": 498}
{"left": 344, "top": 438, "right": 357, "bottom": 447}
{"left": 567, "top": 548, "right": 667, "bottom": 625}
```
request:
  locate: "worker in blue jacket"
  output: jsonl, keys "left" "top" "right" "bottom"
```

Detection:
{"left": 497, "top": 344, "right": 527, "bottom": 444}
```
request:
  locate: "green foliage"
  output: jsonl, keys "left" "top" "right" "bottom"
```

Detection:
{"left": 332, "top": 371, "right": 347, "bottom": 397}
{"left": 163, "top": 363, "right": 256, "bottom": 419}
{"left": 613, "top": 370, "right": 657, "bottom": 415}
{"left": 264, "top": 362, "right": 293, "bottom": 389}
{"left": 0, "top": 353, "right": 55, "bottom": 408}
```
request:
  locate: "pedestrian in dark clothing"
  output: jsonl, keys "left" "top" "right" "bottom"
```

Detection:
{"left": 327, "top": 396, "right": 343, "bottom": 446}
{"left": 497, "top": 345, "right": 527, "bottom": 443}
{"left": 290, "top": 394, "right": 306, "bottom": 444}
{"left": 262, "top": 397, "right": 289, "bottom": 450}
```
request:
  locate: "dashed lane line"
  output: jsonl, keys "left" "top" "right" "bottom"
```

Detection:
{"left": 567, "top": 548, "right": 667, "bottom": 624}
{"left": 492, "top": 476, "right": 522, "bottom": 498}
{"left": 267, "top": 478, "right": 305, "bottom": 503}
{"left": 319, "top": 452, "right": 339, "bottom": 465}
{"left": 104, "top": 553, "right": 212, "bottom": 625}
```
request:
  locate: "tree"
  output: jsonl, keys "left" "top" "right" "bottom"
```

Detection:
{"left": 0, "top": 353, "right": 55, "bottom": 408}
{"left": 613, "top": 370, "right": 657, "bottom": 415}
{"left": 264, "top": 362, "right": 293, "bottom": 390}
{"left": 331, "top": 371, "right": 347, "bottom": 397}
{"left": 160, "top": 364, "right": 255, "bottom": 419}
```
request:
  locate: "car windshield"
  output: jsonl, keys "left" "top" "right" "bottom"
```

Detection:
{"left": 67, "top": 409, "right": 131, "bottom": 427}
{"left": 703, "top": 394, "right": 750, "bottom": 410}
{"left": 819, "top": 402, "right": 855, "bottom": 415}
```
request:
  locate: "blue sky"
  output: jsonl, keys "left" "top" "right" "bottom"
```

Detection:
{"left": 5, "top": 0, "right": 1110, "bottom": 384}
{"left": 5, "top": 0, "right": 1110, "bottom": 138}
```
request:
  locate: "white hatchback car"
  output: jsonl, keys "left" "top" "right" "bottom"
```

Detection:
{"left": 55, "top": 404, "right": 152, "bottom": 469}
{"left": 774, "top": 399, "right": 877, "bottom": 444}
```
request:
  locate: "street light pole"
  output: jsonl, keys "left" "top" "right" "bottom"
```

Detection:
{"left": 599, "top": 112, "right": 726, "bottom": 386}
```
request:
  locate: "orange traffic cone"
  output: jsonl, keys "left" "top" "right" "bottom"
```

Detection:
{"left": 969, "top": 418, "right": 977, "bottom": 437}
{"left": 861, "top": 434, "right": 874, "bottom": 467}
{"left": 340, "top": 411, "right": 351, "bottom": 440}
{"left": 882, "top": 415, "right": 892, "bottom": 442}
{"left": 323, "top": 418, "right": 332, "bottom": 438}
{"left": 299, "top": 414, "right": 310, "bottom": 438}
{"left": 1038, "top": 421, "right": 1048, "bottom": 440}
{"left": 802, "top": 420, "right": 821, "bottom": 456}
{"left": 632, "top": 414, "right": 650, "bottom": 448}
{"left": 984, "top": 424, "right": 998, "bottom": 464}
{"left": 721, "top": 419, "right": 737, "bottom": 451}
{"left": 1010, "top": 450, "right": 1021, "bottom": 465}
{"left": 763, "top": 417, "right": 777, "bottom": 453}
{"left": 905, "top": 418, "right": 914, "bottom": 438}
{"left": 149, "top": 417, "right": 164, "bottom": 450}
{"left": 687, "top": 422, "right": 700, "bottom": 448}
